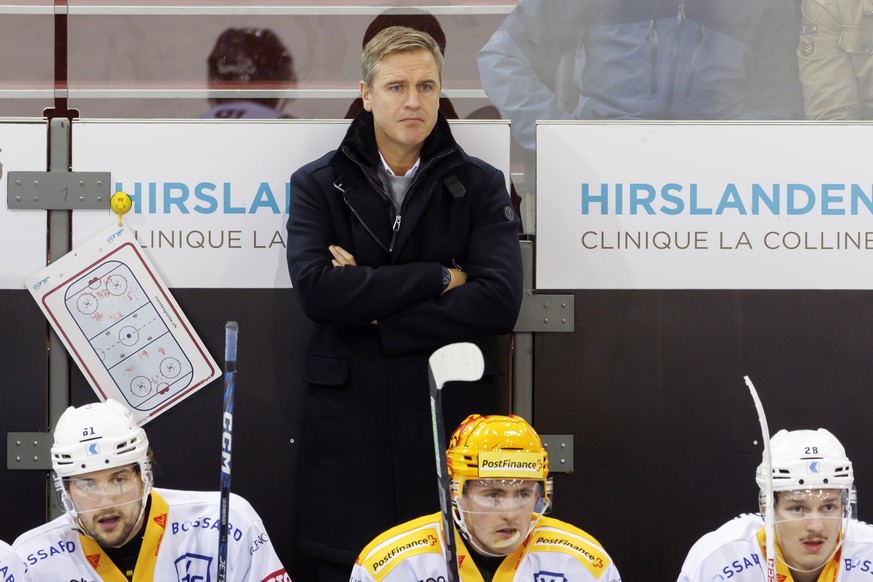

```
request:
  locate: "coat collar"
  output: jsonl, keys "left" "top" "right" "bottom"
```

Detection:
{"left": 329, "top": 110, "right": 460, "bottom": 257}
{"left": 334, "top": 109, "right": 457, "bottom": 173}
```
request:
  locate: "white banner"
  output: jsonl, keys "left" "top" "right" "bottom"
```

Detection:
{"left": 1, "top": 121, "right": 47, "bottom": 289}
{"left": 72, "top": 120, "right": 511, "bottom": 288}
{"left": 537, "top": 122, "right": 873, "bottom": 290}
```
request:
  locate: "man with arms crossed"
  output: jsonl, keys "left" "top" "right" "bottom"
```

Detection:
{"left": 286, "top": 25, "right": 522, "bottom": 580}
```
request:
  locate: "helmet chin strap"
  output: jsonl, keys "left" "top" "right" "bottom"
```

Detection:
{"left": 118, "top": 495, "right": 150, "bottom": 547}
{"left": 452, "top": 499, "right": 550, "bottom": 558}
{"left": 85, "top": 497, "right": 148, "bottom": 547}
{"left": 777, "top": 541, "right": 844, "bottom": 575}
{"left": 118, "top": 474, "right": 153, "bottom": 546}
{"left": 453, "top": 506, "right": 510, "bottom": 558}
{"left": 776, "top": 525, "right": 845, "bottom": 575}
{"left": 119, "top": 481, "right": 152, "bottom": 546}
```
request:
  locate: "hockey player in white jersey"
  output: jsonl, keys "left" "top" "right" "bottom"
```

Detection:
{"left": 679, "top": 428, "right": 873, "bottom": 582}
{"left": 12, "top": 399, "right": 290, "bottom": 582}
{"left": 351, "top": 413, "right": 621, "bottom": 582}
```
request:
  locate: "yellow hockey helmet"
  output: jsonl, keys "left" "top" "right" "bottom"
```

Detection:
{"left": 447, "top": 414, "right": 551, "bottom": 504}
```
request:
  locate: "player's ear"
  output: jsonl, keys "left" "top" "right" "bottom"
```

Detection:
{"left": 360, "top": 81, "right": 372, "bottom": 112}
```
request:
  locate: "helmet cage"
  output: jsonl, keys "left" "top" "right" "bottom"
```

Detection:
{"left": 769, "top": 487, "right": 851, "bottom": 575}
{"left": 759, "top": 484, "right": 854, "bottom": 520}
{"left": 451, "top": 478, "right": 552, "bottom": 557}
{"left": 54, "top": 459, "right": 153, "bottom": 525}
{"left": 451, "top": 477, "right": 552, "bottom": 515}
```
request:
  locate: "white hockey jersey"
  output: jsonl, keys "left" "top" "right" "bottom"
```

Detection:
{"left": 351, "top": 512, "right": 621, "bottom": 582}
{"left": 0, "top": 540, "right": 24, "bottom": 582}
{"left": 678, "top": 513, "right": 873, "bottom": 582}
{"left": 12, "top": 488, "right": 289, "bottom": 582}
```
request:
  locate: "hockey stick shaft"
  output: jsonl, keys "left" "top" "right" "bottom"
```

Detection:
{"left": 744, "top": 375, "right": 775, "bottom": 582}
{"left": 218, "top": 321, "right": 238, "bottom": 582}
{"left": 429, "top": 368, "right": 460, "bottom": 582}
{"left": 428, "top": 342, "right": 484, "bottom": 582}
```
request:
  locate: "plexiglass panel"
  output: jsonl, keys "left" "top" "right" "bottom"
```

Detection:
{"left": 63, "top": 1, "right": 512, "bottom": 120}
{"left": 0, "top": 2, "right": 55, "bottom": 117}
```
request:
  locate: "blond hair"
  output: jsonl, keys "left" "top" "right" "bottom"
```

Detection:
{"left": 360, "top": 25, "right": 444, "bottom": 88}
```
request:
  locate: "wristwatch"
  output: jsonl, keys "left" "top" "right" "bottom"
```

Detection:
{"left": 441, "top": 266, "right": 451, "bottom": 290}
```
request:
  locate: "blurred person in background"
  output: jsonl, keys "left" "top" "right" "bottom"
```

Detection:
{"left": 478, "top": 0, "right": 804, "bottom": 153}
{"left": 203, "top": 27, "right": 296, "bottom": 119}
{"left": 798, "top": 0, "right": 873, "bottom": 119}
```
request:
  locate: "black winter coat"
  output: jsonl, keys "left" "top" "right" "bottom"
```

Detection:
{"left": 286, "top": 111, "right": 523, "bottom": 563}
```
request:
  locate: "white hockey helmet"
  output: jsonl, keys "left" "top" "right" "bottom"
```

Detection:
{"left": 756, "top": 428, "right": 853, "bottom": 496}
{"left": 51, "top": 399, "right": 152, "bottom": 520}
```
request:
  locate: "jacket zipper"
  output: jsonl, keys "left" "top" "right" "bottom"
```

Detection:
{"left": 665, "top": 2, "right": 685, "bottom": 116}
{"left": 333, "top": 177, "right": 391, "bottom": 253}
{"left": 646, "top": 20, "right": 658, "bottom": 94}
{"left": 390, "top": 215, "right": 402, "bottom": 251}
{"left": 340, "top": 145, "right": 455, "bottom": 254}
{"left": 386, "top": 150, "right": 452, "bottom": 252}
{"left": 685, "top": 24, "right": 707, "bottom": 98}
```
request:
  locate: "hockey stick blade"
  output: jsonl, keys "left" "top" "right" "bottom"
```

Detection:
{"left": 428, "top": 342, "right": 484, "bottom": 582}
{"left": 428, "top": 342, "right": 485, "bottom": 392}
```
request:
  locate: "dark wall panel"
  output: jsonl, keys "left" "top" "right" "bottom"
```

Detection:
{"left": 0, "top": 290, "right": 50, "bottom": 541}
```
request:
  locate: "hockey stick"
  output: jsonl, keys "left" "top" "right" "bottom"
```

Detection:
{"left": 428, "top": 342, "right": 484, "bottom": 582}
{"left": 218, "top": 321, "right": 238, "bottom": 582}
{"left": 744, "top": 375, "right": 775, "bottom": 582}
